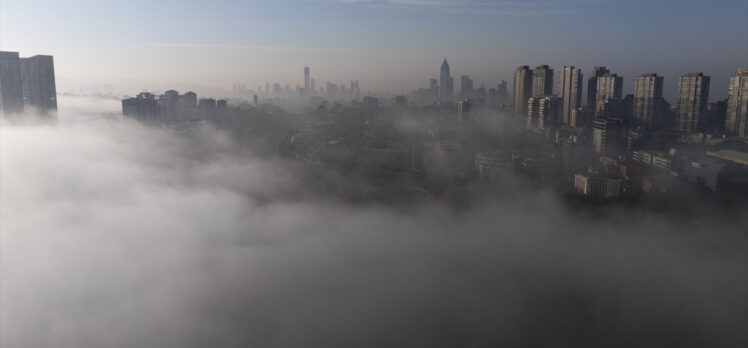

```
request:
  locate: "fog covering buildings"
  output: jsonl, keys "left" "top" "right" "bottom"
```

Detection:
{"left": 122, "top": 90, "right": 227, "bottom": 124}
{"left": 3, "top": 53, "right": 748, "bottom": 347}
{"left": 0, "top": 51, "right": 57, "bottom": 115}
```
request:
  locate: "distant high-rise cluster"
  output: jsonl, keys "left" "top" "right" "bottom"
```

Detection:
{"left": 0, "top": 51, "right": 57, "bottom": 115}
{"left": 122, "top": 90, "right": 226, "bottom": 124}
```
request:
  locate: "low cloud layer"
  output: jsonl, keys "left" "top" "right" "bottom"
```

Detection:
{"left": 1, "top": 103, "right": 747, "bottom": 347}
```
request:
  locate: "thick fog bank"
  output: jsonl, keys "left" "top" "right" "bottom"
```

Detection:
{"left": 1, "top": 104, "right": 746, "bottom": 347}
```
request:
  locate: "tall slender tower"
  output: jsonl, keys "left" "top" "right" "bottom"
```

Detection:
{"left": 303, "top": 66, "right": 310, "bottom": 95}
{"left": 439, "top": 59, "right": 453, "bottom": 101}
{"left": 633, "top": 73, "right": 664, "bottom": 130}
{"left": 676, "top": 73, "right": 710, "bottom": 133}
{"left": 513, "top": 65, "right": 533, "bottom": 116}
{"left": 532, "top": 65, "right": 553, "bottom": 97}
{"left": 587, "top": 66, "right": 610, "bottom": 109}
{"left": 726, "top": 68, "right": 748, "bottom": 137}
{"left": 559, "top": 66, "right": 583, "bottom": 127}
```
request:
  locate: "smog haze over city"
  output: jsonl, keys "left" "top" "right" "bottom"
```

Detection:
{"left": 1, "top": 1, "right": 747, "bottom": 347}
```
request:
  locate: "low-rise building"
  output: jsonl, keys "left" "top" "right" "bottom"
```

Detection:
{"left": 574, "top": 174, "right": 621, "bottom": 199}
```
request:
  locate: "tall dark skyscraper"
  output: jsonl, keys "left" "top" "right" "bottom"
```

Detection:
{"left": 532, "top": 65, "right": 553, "bottom": 97}
{"left": 439, "top": 59, "right": 453, "bottom": 101}
{"left": 304, "top": 66, "right": 310, "bottom": 95}
{"left": 429, "top": 78, "right": 439, "bottom": 100}
{"left": 559, "top": 66, "right": 583, "bottom": 127}
{"left": 633, "top": 73, "right": 664, "bottom": 130}
{"left": 460, "top": 75, "right": 473, "bottom": 98}
{"left": 726, "top": 68, "right": 748, "bottom": 137}
{"left": 676, "top": 72, "right": 710, "bottom": 133}
{"left": 497, "top": 80, "right": 509, "bottom": 101}
{"left": 587, "top": 66, "right": 610, "bottom": 109}
{"left": 513, "top": 65, "right": 533, "bottom": 116}
{"left": 20, "top": 55, "right": 57, "bottom": 113}
{"left": 0, "top": 51, "right": 24, "bottom": 114}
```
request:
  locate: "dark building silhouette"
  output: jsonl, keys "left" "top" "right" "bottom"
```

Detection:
{"left": 0, "top": 51, "right": 25, "bottom": 114}
{"left": 513, "top": 65, "right": 533, "bottom": 116}
{"left": 587, "top": 66, "right": 610, "bottom": 109}
{"left": 180, "top": 91, "right": 197, "bottom": 108}
{"left": 122, "top": 93, "right": 160, "bottom": 123}
{"left": 394, "top": 95, "right": 407, "bottom": 106}
{"left": 1, "top": 51, "right": 58, "bottom": 115}
{"left": 20, "top": 55, "right": 57, "bottom": 113}
{"left": 439, "top": 59, "right": 453, "bottom": 101}
{"left": 460, "top": 75, "right": 473, "bottom": 98}
{"left": 497, "top": 80, "right": 509, "bottom": 102}
{"left": 304, "top": 66, "right": 310, "bottom": 96}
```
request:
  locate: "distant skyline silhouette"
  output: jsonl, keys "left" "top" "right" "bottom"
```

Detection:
{"left": 2, "top": 0, "right": 746, "bottom": 99}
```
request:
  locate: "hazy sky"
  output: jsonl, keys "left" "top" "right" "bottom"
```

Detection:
{"left": 1, "top": 0, "right": 746, "bottom": 98}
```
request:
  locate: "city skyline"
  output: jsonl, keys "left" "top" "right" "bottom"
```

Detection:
{"left": 2, "top": 2, "right": 748, "bottom": 346}
{"left": 1, "top": 0, "right": 746, "bottom": 99}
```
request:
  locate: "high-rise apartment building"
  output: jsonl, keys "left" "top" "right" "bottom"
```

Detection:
{"left": 592, "top": 117, "right": 624, "bottom": 157}
{"left": 439, "top": 59, "right": 453, "bottom": 101}
{"left": 0, "top": 51, "right": 24, "bottom": 114}
{"left": 587, "top": 66, "right": 610, "bottom": 109}
{"left": 460, "top": 75, "right": 473, "bottom": 98}
{"left": 532, "top": 65, "right": 553, "bottom": 97}
{"left": 676, "top": 73, "right": 710, "bottom": 133}
{"left": 726, "top": 68, "right": 748, "bottom": 137}
{"left": 429, "top": 78, "right": 439, "bottom": 100}
{"left": 513, "top": 65, "right": 533, "bottom": 116}
{"left": 20, "top": 55, "right": 57, "bottom": 113}
{"left": 559, "top": 66, "right": 583, "bottom": 127}
{"left": 595, "top": 73, "right": 623, "bottom": 115}
{"left": 497, "top": 80, "right": 509, "bottom": 101}
{"left": 633, "top": 73, "right": 664, "bottom": 130}
{"left": 527, "top": 95, "right": 562, "bottom": 130}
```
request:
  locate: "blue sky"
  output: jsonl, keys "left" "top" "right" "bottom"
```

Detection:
{"left": 1, "top": 0, "right": 746, "bottom": 99}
